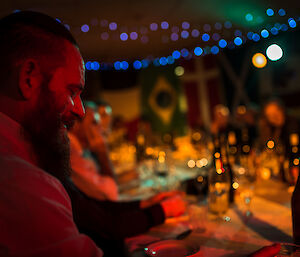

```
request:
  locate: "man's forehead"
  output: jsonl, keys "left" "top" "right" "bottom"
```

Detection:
{"left": 64, "top": 41, "right": 85, "bottom": 84}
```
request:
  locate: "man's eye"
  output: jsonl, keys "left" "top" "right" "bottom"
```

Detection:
{"left": 70, "top": 90, "right": 77, "bottom": 98}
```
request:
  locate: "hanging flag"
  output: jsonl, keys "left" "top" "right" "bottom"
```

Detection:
{"left": 140, "top": 65, "right": 187, "bottom": 136}
{"left": 180, "top": 55, "right": 223, "bottom": 130}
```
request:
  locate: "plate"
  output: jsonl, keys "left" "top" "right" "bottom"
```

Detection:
{"left": 144, "top": 239, "right": 200, "bottom": 257}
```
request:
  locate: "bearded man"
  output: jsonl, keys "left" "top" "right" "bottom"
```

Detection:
{"left": 0, "top": 11, "right": 102, "bottom": 256}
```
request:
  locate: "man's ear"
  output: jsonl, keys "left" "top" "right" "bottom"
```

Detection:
{"left": 18, "top": 59, "right": 43, "bottom": 99}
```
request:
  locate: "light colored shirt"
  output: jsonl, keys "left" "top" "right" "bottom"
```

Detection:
{"left": 68, "top": 132, "right": 118, "bottom": 201}
{"left": 0, "top": 112, "right": 103, "bottom": 257}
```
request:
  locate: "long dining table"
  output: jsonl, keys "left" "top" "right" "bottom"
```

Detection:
{"left": 124, "top": 179, "right": 294, "bottom": 257}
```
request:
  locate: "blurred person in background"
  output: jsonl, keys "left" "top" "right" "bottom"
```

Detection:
{"left": 256, "top": 99, "right": 298, "bottom": 181}
{"left": 67, "top": 101, "right": 187, "bottom": 256}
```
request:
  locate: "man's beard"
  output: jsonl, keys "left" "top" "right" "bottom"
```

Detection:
{"left": 22, "top": 82, "right": 71, "bottom": 182}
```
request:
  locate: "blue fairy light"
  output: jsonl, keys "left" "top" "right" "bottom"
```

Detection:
{"left": 234, "top": 37, "right": 243, "bottom": 46}
{"left": 133, "top": 60, "right": 142, "bottom": 70}
{"left": 161, "top": 21, "right": 169, "bottom": 29}
{"left": 121, "top": 61, "right": 129, "bottom": 70}
{"left": 150, "top": 23, "right": 158, "bottom": 31}
{"left": 252, "top": 33, "right": 260, "bottom": 42}
{"left": 266, "top": 8, "right": 274, "bottom": 16}
{"left": 167, "top": 56, "right": 175, "bottom": 64}
{"left": 92, "top": 61, "right": 100, "bottom": 71}
{"left": 234, "top": 30, "right": 242, "bottom": 37}
{"left": 288, "top": 19, "right": 297, "bottom": 28}
{"left": 211, "top": 46, "right": 219, "bottom": 54}
{"left": 182, "top": 22, "right": 190, "bottom": 29}
{"left": 194, "top": 47, "right": 203, "bottom": 56}
{"left": 171, "top": 33, "right": 179, "bottom": 41}
{"left": 215, "top": 22, "right": 222, "bottom": 30}
{"left": 153, "top": 58, "right": 160, "bottom": 66}
{"left": 278, "top": 9, "right": 286, "bottom": 16}
{"left": 142, "top": 59, "right": 149, "bottom": 68}
{"left": 261, "top": 29, "right": 269, "bottom": 38}
{"left": 172, "top": 50, "right": 181, "bottom": 59}
{"left": 181, "top": 48, "right": 189, "bottom": 58}
{"left": 120, "top": 33, "right": 128, "bottom": 41}
{"left": 181, "top": 30, "right": 189, "bottom": 39}
{"left": 85, "top": 61, "right": 92, "bottom": 71}
{"left": 81, "top": 24, "right": 89, "bottom": 32}
{"left": 224, "top": 21, "right": 232, "bottom": 29}
{"left": 130, "top": 32, "right": 138, "bottom": 40}
{"left": 109, "top": 22, "right": 117, "bottom": 31}
{"left": 280, "top": 24, "right": 288, "bottom": 31}
{"left": 212, "top": 33, "right": 220, "bottom": 41}
{"left": 191, "top": 29, "right": 200, "bottom": 37}
{"left": 218, "top": 39, "right": 227, "bottom": 48}
{"left": 247, "top": 32, "right": 254, "bottom": 40}
{"left": 114, "top": 61, "right": 121, "bottom": 70}
{"left": 202, "top": 33, "right": 210, "bottom": 41}
{"left": 159, "top": 57, "right": 168, "bottom": 66}
{"left": 270, "top": 27, "right": 279, "bottom": 35}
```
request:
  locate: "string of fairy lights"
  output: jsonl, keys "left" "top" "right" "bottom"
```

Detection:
{"left": 82, "top": 11, "right": 299, "bottom": 71}
{"left": 14, "top": 8, "right": 298, "bottom": 71}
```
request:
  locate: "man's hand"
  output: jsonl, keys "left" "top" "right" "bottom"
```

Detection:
{"left": 249, "top": 243, "right": 281, "bottom": 257}
{"left": 140, "top": 191, "right": 184, "bottom": 209}
{"left": 160, "top": 195, "right": 186, "bottom": 218}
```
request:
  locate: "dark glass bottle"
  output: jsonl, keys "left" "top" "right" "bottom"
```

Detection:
{"left": 228, "top": 131, "right": 239, "bottom": 167}
{"left": 135, "top": 133, "right": 146, "bottom": 162}
{"left": 220, "top": 134, "right": 235, "bottom": 204}
{"left": 288, "top": 133, "right": 299, "bottom": 185}
{"left": 292, "top": 172, "right": 300, "bottom": 244}
{"left": 208, "top": 137, "right": 231, "bottom": 214}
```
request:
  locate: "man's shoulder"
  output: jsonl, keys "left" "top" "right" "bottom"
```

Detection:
{"left": 0, "top": 154, "right": 70, "bottom": 204}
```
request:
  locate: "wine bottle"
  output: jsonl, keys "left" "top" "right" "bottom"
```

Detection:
{"left": 292, "top": 172, "right": 300, "bottom": 244}
{"left": 208, "top": 137, "right": 231, "bottom": 214}
{"left": 288, "top": 133, "right": 299, "bottom": 185}
{"left": 220, "top": 134, "right": 235, "bottom": 204}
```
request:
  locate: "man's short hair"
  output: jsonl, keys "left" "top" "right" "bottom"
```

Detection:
{"left": 0, "top": 11, "right": 79, "bottom": 87}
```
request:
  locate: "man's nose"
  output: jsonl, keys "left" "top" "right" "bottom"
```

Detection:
{"left": 72, "top": 96, "right": 85, "bottom": 119}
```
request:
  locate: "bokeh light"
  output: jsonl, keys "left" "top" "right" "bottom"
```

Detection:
{"left": 194, "top": 47, "right": 203, "bottom": 56}
{"left": 174, "top": 66, "right": 184, "bottom": 76}
{"left": 266, "top": 44, "right": 283, "bottom": 61}
{"left": 81, "top": 24, "right": 89, "bottom": 32}
{"left": 202, "top": 33, "right": 210, "bottom": 41}
{"left": 161, "top": 21, "right": 169, "bottom": 29}
{"left": 261, "top": 29, "right": 269, "bottom": 38}
{"left": 245, "top": 13, "right": 253, "bottom": 21}
{"left": 266, "top": 8, "right": 274, "bottom": 16}
{"left": 218, "top": 39, "right": 227, "bottom": 48}
{"left": 109, "top": 22, "right": 117, "bottom": 31}
{"left": 234, "top": 37, "right": 243, "bottom": 46}
{"left": 252, "top": 53, "right": 267, "bottom": 68}
{"left": 120, "top": 33, "right": 128, "bottom": 41}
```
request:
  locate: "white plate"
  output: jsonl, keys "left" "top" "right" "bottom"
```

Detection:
{"left": 144, "top": 239, "right": 200, "bottom": 257}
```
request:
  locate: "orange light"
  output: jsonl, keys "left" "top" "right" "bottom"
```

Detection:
{"left": 214, "top": 152, "right": 220, "bottom": 159}
{"left": 252, "top": 53, "right": 267, "bottom": 68}
{"left": 197, "top": 176, "right": 204, "bottom": 183}
{"left": 232, "top": 182, "right": 239, "bottom": 189}
{"left": 267, "top": 140, "right": 275, "bottom": 149}
{"left": 188, "top": 159, "right": 196, "bottom": 168}
{"left": 293, "top": 158, "right": 299, "bottom": 166}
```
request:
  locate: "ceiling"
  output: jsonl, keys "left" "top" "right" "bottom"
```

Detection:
{"left": 1, "top": 0, "right": 299, "bottom": 62}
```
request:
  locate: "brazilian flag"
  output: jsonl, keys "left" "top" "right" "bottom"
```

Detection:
{"left": 139, "top": 65, "right": 187, "bottom": 136}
